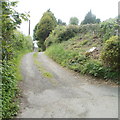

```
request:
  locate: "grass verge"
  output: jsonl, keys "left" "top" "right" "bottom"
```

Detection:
{"left": 46, "top": 44, "right": 120, "bottom": 84}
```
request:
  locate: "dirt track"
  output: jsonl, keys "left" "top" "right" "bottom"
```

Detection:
{"left": 18, "top": 52, "right": 118, "bottom": 118}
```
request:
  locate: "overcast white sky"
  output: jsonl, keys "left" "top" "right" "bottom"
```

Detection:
{"left": 14, "top": 0, "right": 119, "bottom": 37}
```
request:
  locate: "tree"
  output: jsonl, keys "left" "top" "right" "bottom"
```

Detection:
{"left": 33, "top": 23, "right": 39, "bottom": 41}
{"left": 1, "top": 1, "right": 31, "bottom": 118}
{"left": 35, "top": 9, "right": 57, "bottom": 51}
{"left": 1, "top": 0, "right": 29, "bottom": 60}
{"left": 69, "top": 17, "right": 79, "bottom": 25}
{"left": 57, "top": 19, "right": 66, "bottom": 26}
{"left": 81, "top": 10, "right": 101, "bottom": 24}
{"left": 57, "top": 19, "right": 62, "bottom": 25}
{"left": 96, "top": 18, "right": 101, "bottom": 23}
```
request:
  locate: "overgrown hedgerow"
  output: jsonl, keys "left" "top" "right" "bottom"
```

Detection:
{"left": 2, "top": 1, "right": 31, "bottom": 118}
{"left": 2, "top": 61, "right": 19, "bottom": 118}
{"left": 2, "top": 32, "right": 33, "bottom": 118}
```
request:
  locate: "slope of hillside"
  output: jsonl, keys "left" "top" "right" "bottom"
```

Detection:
{"left": 45, "top": 20, "right": 120, "bottom": 83}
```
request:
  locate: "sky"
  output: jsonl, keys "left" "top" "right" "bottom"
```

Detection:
{"left": 13, "top": 0, "right": 119, "bottom": 37}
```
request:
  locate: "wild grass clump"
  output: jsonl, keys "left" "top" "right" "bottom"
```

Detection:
{"left": 45, "top": 44, "right": 77, "bottom": 66}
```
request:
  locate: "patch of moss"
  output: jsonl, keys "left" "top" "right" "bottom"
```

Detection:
{"left": 33, "top": 52, "right": 53, "bottom": 79}
{"left": 43, "top": 72, "right": 53, "bottom": 78}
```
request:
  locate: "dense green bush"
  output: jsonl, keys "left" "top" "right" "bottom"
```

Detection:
{"left": 45, "top": 25, "right": 80, "bottom": 47}
{"left": 45, "top": 25, "right": 66, "bottom": 47}
{"left": 81, "top": 60, "right": 105, "bottom": 77}
{"left": 13, "top": 31, "right": 33, "bottom": 52}
{"left": 2, "top": 31, "right": 32, "bottom": 118}
{"left": 2, "top": 61, "right": 19, "bottom": 118}
{"left": 81, "top": 59, "right": 119, "bottom": 80}
{"left": 101, "top": 36, "right": 120, "bottom": 70}
{"left": 58, "top": 25, "right": 80, "bottom": 42}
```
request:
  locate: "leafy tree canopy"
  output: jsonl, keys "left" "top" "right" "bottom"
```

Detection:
{"left": 81, "top": 10, "right": 101, "bottom": 24}
{"left": 34, "top": 9, "right": 57, "bottom": 51}
{"left": 1, "top": 0, "right": 29, "bottom": 60}
{"left": 69, "top": 17, "right": 79, "bottom": 25}
{"left": 33, "top": 23, "right": 39, "bottom": 41}
{"left": 57, "top": 19, "right": 66, "bottom": 26}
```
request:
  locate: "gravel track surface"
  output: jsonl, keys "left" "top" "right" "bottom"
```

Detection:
{"left": 18, "top": 52, "right": 118, "bottom": 118}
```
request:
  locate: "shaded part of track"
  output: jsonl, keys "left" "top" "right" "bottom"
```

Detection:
{"left": 18, "top": 52, "right": 118, "bottom": 118}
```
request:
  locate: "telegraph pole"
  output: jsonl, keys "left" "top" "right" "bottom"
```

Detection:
{"left": 29, "top": 19, "right": 30, "bottom": 35}
{"left": 28, "top": 11, "right": 30, "bottom": 35}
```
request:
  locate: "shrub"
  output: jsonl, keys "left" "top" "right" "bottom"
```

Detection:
{"left": 45, "top": 25, "right": 66, "bottom": 47}
{"left": 13, "top": 31, "right": 33, "bottom": 52}
{"left": 67, "top": 54, "right": 88, "bottom": 72}
{"left": 45, "top": 25, "right": 80, "bottom": 47}
{"left": 58, "top": 25, "right": 80, "bottom": 42}
{"left": 2, "top": 61, "right": 19, "bottom": 118}
{"left": 101, "top": 36, "right": 120, "bottom": 70}
{"left": 81, "top": 60, "right": 105, "bottom": 77}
